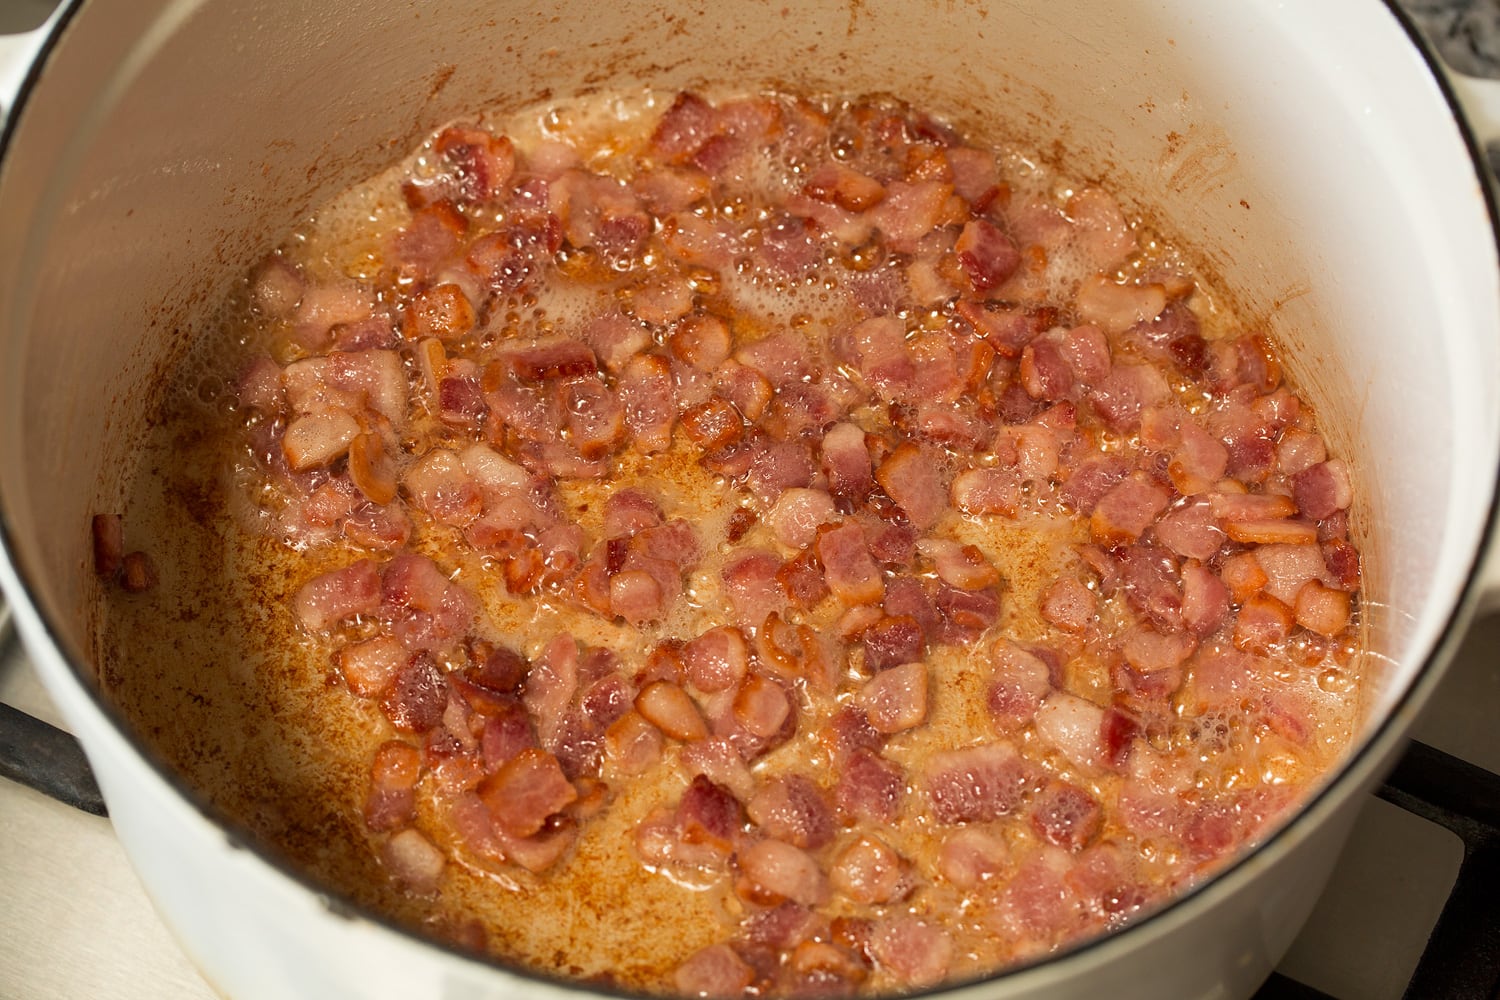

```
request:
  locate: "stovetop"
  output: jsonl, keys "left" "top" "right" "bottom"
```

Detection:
{"left": 2, "top": 2, "right": 1499, "bottom": 999}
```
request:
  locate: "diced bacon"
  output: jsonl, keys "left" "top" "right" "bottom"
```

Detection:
{"left": 860, "top": 615, "right": 924, "bottom": 673}
{"left": 938, "top": 828, "right": 1010, "bottom": 892}
{"left": 434, "top": 125, "right": 516, "bottom": 203}
{"left": 951, "top": 466, "right": 1021, "bottom": 517}
{"left": 816, "top": 523, "right": 885, "bottom": 606}
{"left": 1122, "top": 626, "right": 1196, "bottom": 675}
{"left": 380, "top": 553, "right": 477, "bottom": 653}
{"left": 1295, "top": 581, "right": 1351, "bottom": 637}
{"left": 608, "top": 569, "right": 665, "bottom": 625}
{"left": 391, "top": 200, "right": 467, "bottom": 273}
{"left": 236, "top": 356, "right": 285, "bottom": 415}
{"left": 870, "top": 180, "right": 955, "bottom": 252}
{"left": 1075, "top": 275, "right": 1167, "bottom": 334}
{"left": 1039, "top": 577, "right": 1097, "bottom": 634}
{"left": 926, "top": 742, "right": 1031, "bottom": 823}
{"left": 364, "top": 740, "right": 422, "bottom": 832}
{"left": 1255, "top": 542, "right": 1335, "bottom": 606}
{"left": 380, "top": 828, "right": 446, "bottom": 894}
{"left": 875, "top": 443, "right": 948, "bottom": 530}
{"left": 1119, "top": 546, "right": 1183, "bottom": 632}
{"left": 955, "top": 218, "right": 1020, "bottom": 293}
{"left": 561, "top": 374, "right": 625, "bottom": 460}
{"left": 1019, "top": 338, "right": 1074, "bottom": 401}
{"left": 1091, "top": 475, "right": 1172, "bottom": 545}
{"left": 683, "top": 626, "right": 750, "bottom": 693}
{"left": 660, "top": 211, "right": 736, "bottom": 269}
{"left": 291, "top": 282, "right": 371, "bottom": 349}
{"left": 921, "top": 539, "right": 1001, "bottom": 591}
{"left": 882, "top": 578, "right": 942, "bottom": 638}
{"left": 476, "top": 748, "right": 578, "bottom": 838}
{"left": 768, "top": 488, "right": 837, "bottom": 550}
{"left": 635, "top": 680, "right": 708, "bottom": 742}
{"left": 1031, "top": 780, "right": 1103, "bottom": 851}
{"left": 856, "top": 662, "right": 928, "bottom": 734}
{"left": 1234, "top": 593, "right": 1295, "bottom": 653}
{"left": 736, "top": 331, "right": 810, "bottom": 390}
{"left": 803, "top": 161, "right": 887, "bottom": 211}
{"left": 294, "top": 559, "right": 382, "bottom": 632}
{"left": 831, "top": 836, "right": 909, "bottom": 905}
{"left": 1059, "top": 456, "right": 1130, "bottom": 514}
{"left": 868, "top": 916, "right": 951, "bottom": 989}
{"left": 821, "top": 422, "right": 875, "bottom": 510}
{"left": 835, "top": 748, "right": 905, "bottom": 824}
{"left": 403, "top": 282, "right": 476, "bottom": 341}
{"left": 250, "top": 256, "right": 304, "bottom": 317}
{"left": 721, "top": 549, "right": 790, "bottom": 626}
{"left": 1294, "top": 460, "right": 1353, "bottom": 521}
{"left": 675, "top": 944, "right": 754, "bottom": 999}
{"left": 1152, "top": 499, "right": 1226, "bottom": 561}
{"left": 118, "top": 551, "right": 157, "bottom": 593}
{"left": 601, "top": 487, "right": 661, "bottom": 539}
{"left": 403, "top": 448, "right": 483, "bottom": 526}
{"left": 1219, "top": 550, "right": 1269, "bottom": 603}
{"left": 579, "top": 310, "right": 652, "bottom": 373}
{"left": 282, "top": 408, "right": 360, "bottom": 472}
{"left": 1322, "top": 538, "right": 1362, "bottom": 591}
{"left": 992, "top": 848, "right": 1080, "bottom": 943}
{"left": 345, "top": 504, "right": 413, "bottom": 552}
{"left": 493, "top": 818, "right": 578, "bottom": 874}
{"left": 633, "top": 165, "right": 710, "bottom": 216}
{"left": 341, "top": 635, "right": 409, "bottom": 697}
{"left": 740, "top": 838, "right": 829, "bottom": 907}
{"left": 604, "top": 711, "right": 664, "bottom": 776}
{"left": 651, "top": 92, "right": 718, "bottom": 162}
{"left": 1169, "top": 421, "right": 1230, "bottom": 495}
{"left": 380, "top": 654, "right": 447, "bottom": 733}
{"left": 1087, "top": 363, "right": 1170, "bottom": 433}
{"left": 744, "top": 440, "right": 816, "bottom": 506}
{"left": 986, "top": 640, "right": 1052, "bottom": 727}
{"left": 1034, "top": 693, "right": 1106, "bottom": 770}
{"left": 1277, "top": 428, "right": 1328, "bottom": 477}
{"left": 1068, "top": 187, "right": 1137, "bottom": 270}
{"left": 934, "top": 583, "right": 1000, "bottom": 644}
{"left": 1209, "top": 490, "right": 1296, "bottom": 523}
{"left": 619, "top": 353, "right": 676, "bottom": 452}
{"left": 1181, "top": 562, "right": 1231, "bottom": 637}
{"left": 747, "top": 776, "right": 835, "bottom": 851}
{"left": 732, "top": 673, "right": 793, "bottom": 740}
{"left": 669, "top": 312, "right": 733, "bottom": 372}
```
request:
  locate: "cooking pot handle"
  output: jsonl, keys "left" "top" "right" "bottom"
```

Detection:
{"left": 1446, "top": 70, "right": 1500, "bottom": 614}
{"left": 0, "top": 1, "right": 67, "bottom": 123}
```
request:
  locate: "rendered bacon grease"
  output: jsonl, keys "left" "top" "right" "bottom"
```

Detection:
{"left": 195, "top": 90, "right": 1363, "bottom": 995}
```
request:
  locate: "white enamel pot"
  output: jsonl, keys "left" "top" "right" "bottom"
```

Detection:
{"left": 2, "top": 2, "right": 1500, "bottom": 998}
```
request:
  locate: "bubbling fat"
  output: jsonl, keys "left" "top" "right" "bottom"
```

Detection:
{"left": 99, "top": 87, "right": 1365, "bottom": 997}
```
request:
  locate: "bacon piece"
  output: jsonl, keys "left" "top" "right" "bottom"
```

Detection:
{"left": 804, "top": 161, "right": 887, "bottom": 211}
{"left": 1234, "top": 593, "right": 1295, "bottom": 653}
{"left": 1075, "top": 275, "right": 1167, "bottom": 334}
{"left": 868, "top": 916, "right": 951, "bottom": 990}
{"left": 680, "top": 626, "right": 749, "bottom": 694}
{"left": 1031, "top": 780, "right": 1103, "bottom": 851}
{"left": 816, "top": 523, "right": 885, "bottom": 605}
{"left": 1295, "top": 581, "right": 1351, "bottom": 637}
{"left": 380, "top": 553, "right": 477, "bottom": 653}
{"left": 747, "top": 775, "right": 835, "bottom": 851}
{"left": 860, "top": 614, "right": 924, "bottom": 673}
{"left": 1087, "top": 362, "right": 1170, "bottom": 434}
{"left": 381, "top": 828, "right": 445, "bottom": 894}
{"left": 1019, "top": 337, "right": 1074, "bottom": 401}
{"left": 870, "top": 180, "right": 955, "bottom": 252}
{"left": 403, "top": 448, "right": 483, "bottom": 527}
{"left": 1219, "top": 550, "right": 1269, "bottom": 603}
{"left": 669, "top": 312, "right": 733, "bottom": 372}
{"left": 732, "top": 673, "right": 793, "bottom": 740}
{"left": 831, "top": 836, "right": 909, "bottom": 905}
{"left": 1181, "top": 562, "right": 1231, "bottom": 637}
{"left": 1255, "top": 542, "right": 1335, "bottom": 606}
{"left": 1039, "top": 577, "right": 1097, "bottom": 634}
{"left": 938, "top": 828, "right": 1009, "bottom": 890}
{"left": 954, "top": 218, "right": 1020, "bottom": 294}
{"left": 93, "top": 514, "right": 126, "bottom": 579}
{"left": 950, "top": 466, "right": 1021, "bottom": 517}
{"left": 857, "top": 660, "right": 929, "bottom": 734}
{"left": 340, "top": 635, "right": 409, "bottom": 697}
{"left": 778, "top": 548, "right": 831, "bottom": 611}
{"left": 1068, "top": 187, "right": 1138, "bottom": 270}
{"left": 477, "top": 748, "right": 577, "bottom": 838}
{"left": 986, "top": 640, "right": 1052, "bottom": 728}
{"left": 739, "top": 838, "right": 830, "bottom": 907}
{"left": 614, "top": 353, "right": 675, "bottom": 453}
{"left": 836, "top": 748, "right": 905, "bottom": 824}
{"left": 721, "top": 549, "right": 790, "bottom": 627}
{"left": 403, "top": 282, "right": 476, "bottom": 342}
{"left": 768, "top": 489, "right": 837, "bottom": 550}
{"left": 875, "top": 443, "right": 948, "bottom": 530}
{"left": 603, "top": 711, "right": 664, "bottom": 776}
{"left": 282, "top": 408, "right": 361, "bottom": 471}
{"left": 745, "top": 440, "right": 817, "bottom": 507}
{"left": 293, "top": 559, "right": 382, "bottom": 632}
{"left": 1060, "top": 456, "right": 1131, "bottom": 514}
{"left": 119, "top": 552, "right": 157, "bottom": 592}
{"left": 934, "top": 583, "right": 1000, "bottom": 644}
{"left": 635, "top": 680, "right": 709, "bottom": 742}
{"left": 364, "top": 740, "right": 422, "bottom": 832}
{"left": 1119, "top": 546, "right": 1183, "bottom": 632}
{"left": 675, "top": 944, "right": 754, "bottom": 999}
{"left": 921, "top": 539, "right": 1000, "bottom": 591}
{"left": 1293, "top": 460, "right": 1353, "bottom": 521}
{"left": 821, "top": 422, "right": 875, "bottom": 510}
{"left": 1091, "top": 475, "right": 1171, "bottom": 544}
{"left": 380, "top": 654, "right": 447, "bottom": 733}
{"left": 926, "top": 742, "right": 1031, "bottom": 824}
{"left": 1034, "top": 692, "right": 1106, "bottom": 770}
{"left": 1153, "top": 498, "right": 1226, "bottom": 561}
{"left": 434, "top": 125, "right": 515, "bottom": 203}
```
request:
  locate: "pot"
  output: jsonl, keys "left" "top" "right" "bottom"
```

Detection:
{"left": 2, "top": 2, "right": 1499, "bottom": 997}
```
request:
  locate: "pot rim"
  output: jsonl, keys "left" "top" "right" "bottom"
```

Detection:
{"left": 1, "top": 0, "right": 1497, "bottom": 995}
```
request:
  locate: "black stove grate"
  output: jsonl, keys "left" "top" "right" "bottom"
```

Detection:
{"left": 1257, "top": 740, "right": 1500, "bottom": 1000}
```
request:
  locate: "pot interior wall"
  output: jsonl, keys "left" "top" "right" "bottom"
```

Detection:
{"left": 1, "top": 0, "right": 1495, "bottom": 783}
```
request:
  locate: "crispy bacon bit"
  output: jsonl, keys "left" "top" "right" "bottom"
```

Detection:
{"left": 380, "top": 654, "right": 447, "bottom": 733}
{"left": 365, "top": 740, "right": 422, "bottom": 831}
{"left": 636, "top": 680, "right": 709, "bottom": 742}
{"left": 120, "top": 551, "right": 158, "bottom": 593}
{"left": 341, "top": 635, "right": 409, "bottom": 697}
{"left": 1295, "top": 581, "right": 1351, "bottom": 637}
{"left": 478, "top": 748, "right": 578, "bottom": 837}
